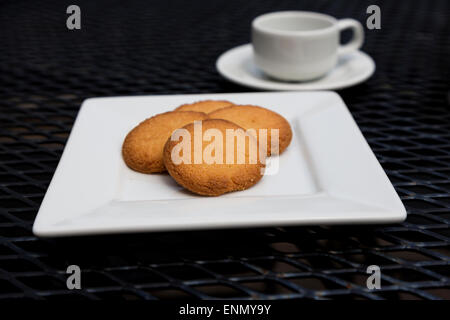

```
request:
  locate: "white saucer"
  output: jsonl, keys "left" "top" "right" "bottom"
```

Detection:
{"left": 216, "top": 44, "right": 375, "bottom": 91}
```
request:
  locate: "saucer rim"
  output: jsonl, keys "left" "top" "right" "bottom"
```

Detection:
{"left": 216, "top": 44, "right": 376, "bottom": 91}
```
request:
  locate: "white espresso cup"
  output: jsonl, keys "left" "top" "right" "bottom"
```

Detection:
{"left": 252, "top": 11, "right": 364, "bottom": 81}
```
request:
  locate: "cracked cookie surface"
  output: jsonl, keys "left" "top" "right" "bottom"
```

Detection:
{"left": 122, "top": 111, "right": 208, "bottom": 173}
{"left": 209, "top": 105, "right": 292, "bottom": 155}
{"left": 163, "top": 119, "right": 265, "bottom": 196}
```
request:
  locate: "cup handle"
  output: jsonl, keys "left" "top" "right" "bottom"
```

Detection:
{"left": 337, "top": 19, "right": 364, "bottom": 55}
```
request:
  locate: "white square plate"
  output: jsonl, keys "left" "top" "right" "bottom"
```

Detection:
{"left": 33, "top": 91, "right": 406, "bottom": 237}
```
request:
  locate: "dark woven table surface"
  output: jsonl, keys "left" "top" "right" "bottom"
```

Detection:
{"left": 0, "top": 0, "right": 449, "bottom": 300}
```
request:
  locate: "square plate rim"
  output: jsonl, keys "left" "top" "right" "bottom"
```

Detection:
{"left": 32, "top": 91, "right": 406, "bottom": 237}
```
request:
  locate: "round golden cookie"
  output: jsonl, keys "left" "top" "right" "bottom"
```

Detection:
{"left": 208, "top": 105, "right": 292, "bottom": 155}
{"left": 163, "top": 119, "right": 265, "bottom": 196}
{"left": 174, "top": 100, "right": 234, "bottom": 114}
{"left": 122, "top": 111, "right": 208, "bottom": 173}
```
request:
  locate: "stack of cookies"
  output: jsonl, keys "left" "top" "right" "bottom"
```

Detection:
{"left": 122, "top": 100, "right": 292, "bottom": 196}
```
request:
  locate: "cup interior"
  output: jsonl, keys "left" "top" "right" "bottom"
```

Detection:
{"left": 254, "top": 12, "right": 335, "bottom": 33}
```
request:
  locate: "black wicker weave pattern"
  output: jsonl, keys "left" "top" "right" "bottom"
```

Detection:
{"left": 0, "top": 0, "right": 449, "bottom": 300}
